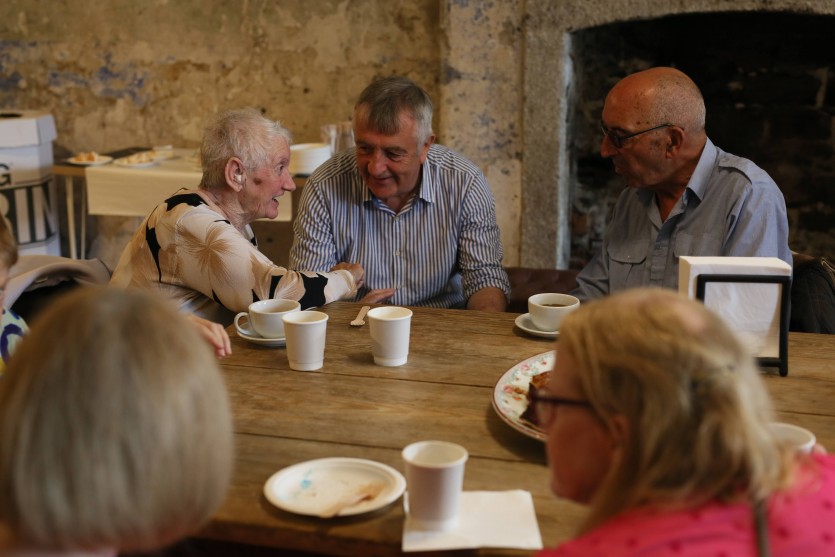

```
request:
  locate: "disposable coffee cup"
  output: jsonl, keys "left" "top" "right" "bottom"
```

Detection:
{"left": 234, "top": 299, "right": 300, "bottom": 339}
{"left": 402, "top": 440, "right": 468, "bottom": 531}
{"left": 368, "top": 306, "right": 412, "bottom": 367}
{"left": 771, "top": 422, "right": 816, "bottom": 454}
{"left": 528, "top": 293, "right": 580, "bottom": 332}
{"left": 282, "top": 311, "right": 329, "bottom": 371}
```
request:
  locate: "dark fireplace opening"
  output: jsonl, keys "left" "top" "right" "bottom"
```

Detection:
{"left": 569, "top": 11, "right": 835, "bottom": 269}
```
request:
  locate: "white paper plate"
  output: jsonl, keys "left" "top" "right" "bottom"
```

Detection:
{"left": 66, "top": 155, "right": 113, "bottom": 166}
{"left": 515, "top": 313, "right": 559, "bottom": 339}
{"left": 264, "top": 457, "right": 406, "bottom": 517}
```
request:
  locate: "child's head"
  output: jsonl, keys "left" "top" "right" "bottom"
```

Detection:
{"left": 0, "top": 217, "right": 18, "bottom": 307}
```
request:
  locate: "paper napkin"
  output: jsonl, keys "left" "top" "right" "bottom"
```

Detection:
{"left": 402, "top": 490, "right": 543, "bottom": 552}
{"left": 678, "top": 256, "right": 792, "bottom": 358}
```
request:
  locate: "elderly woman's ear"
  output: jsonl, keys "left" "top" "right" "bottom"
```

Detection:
{"left": 224, "top": 157, "right": 246, "bottom": 191}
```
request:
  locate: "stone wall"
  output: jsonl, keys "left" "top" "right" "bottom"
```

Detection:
{"left": 0, "top": 1, "right": 440, "bottom": 155}
{"left": 0, "top": 0, "right": 526, "bottom": 266}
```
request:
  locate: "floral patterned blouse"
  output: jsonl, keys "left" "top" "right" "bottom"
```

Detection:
{"left": 110, "top": 190, "right": 358, "bottom": 324}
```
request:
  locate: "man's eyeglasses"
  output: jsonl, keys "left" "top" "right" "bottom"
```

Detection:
{"left": 529, "top": 390, "right": 592, "bottom": 429}
{"left": 600, "top": 122, "right": 673, "bottom": 149}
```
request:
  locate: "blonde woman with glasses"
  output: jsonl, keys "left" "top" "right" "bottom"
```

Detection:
{"left": 0, "top": 287, "right": 233, "bottom": 556}
{"left": 534, "top": 288, "right": 833, "bottom": 557}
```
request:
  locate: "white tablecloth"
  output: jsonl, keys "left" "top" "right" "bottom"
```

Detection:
{"left": 85, "top": 149, "right": 292, "bottom": 221}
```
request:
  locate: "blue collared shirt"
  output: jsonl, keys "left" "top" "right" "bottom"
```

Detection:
{"left": 290, "top": 144, "right": 510, "bottom": 308}
{"left": 573, "top": 137, "right": 792, "bottom": 301}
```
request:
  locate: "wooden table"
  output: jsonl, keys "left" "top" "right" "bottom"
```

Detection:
{"left": 202, "top": 302, "right": 835, "bottom": 556}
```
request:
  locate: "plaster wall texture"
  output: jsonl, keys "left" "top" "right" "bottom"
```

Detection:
{"left": 0, "top": 1, "right": 440, "bottom": 151}
{"left": 0, "top": 0, "right": 531, "bottom": 267}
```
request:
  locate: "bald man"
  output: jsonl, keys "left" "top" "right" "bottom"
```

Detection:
{"left": 572, "top": 67, "right": 791, "bottom": 300}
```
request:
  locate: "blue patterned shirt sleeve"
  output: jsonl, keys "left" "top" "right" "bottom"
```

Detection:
{"left": 573, "top": 137, "right": 791, "bottom": 301}
{"left": 0, "top": 307, "right": 28, "bottom": 373}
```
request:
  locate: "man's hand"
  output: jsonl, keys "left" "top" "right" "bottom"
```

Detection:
{"left": 360, "top": 288, "right": 396, "bottom": 304}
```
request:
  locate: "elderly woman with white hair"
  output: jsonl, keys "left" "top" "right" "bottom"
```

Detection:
{"left": 111, "top": 108, "right": 391, "bottom": 325}
{"left": 0, "top": 286, "right": 233, "bottom": 555}
{"left": 534, "top": 288, "right": 834, "bottom": 557}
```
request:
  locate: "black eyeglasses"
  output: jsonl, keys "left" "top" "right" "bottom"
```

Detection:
{"left": 600, "top": 122, "right": 673, "bottom": 149}
{"left": 529, "top": 390, "right": 592, "bottom": 429}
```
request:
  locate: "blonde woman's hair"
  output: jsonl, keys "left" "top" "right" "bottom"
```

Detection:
{"left": 559, "top": 288, "right": 794, "bottom": 533}
{"left": 0, "top": 287, "right": 233, "bottom": 552}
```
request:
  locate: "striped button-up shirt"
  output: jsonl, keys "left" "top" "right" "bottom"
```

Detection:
{"left": 290, "top": 144, "right": 510, "bottom": 308}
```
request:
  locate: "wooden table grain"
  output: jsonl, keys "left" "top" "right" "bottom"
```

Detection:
{"left": 200, "top": 302, "right": 835, "bottom": 556}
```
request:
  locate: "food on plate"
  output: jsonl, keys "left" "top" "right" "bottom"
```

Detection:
{"left": 121, "top": 151, "right": 156, "bottom": 164}
{"left": 72, "top": 151, "right": 103, "bottom": 162}
{"left": 519, "top": 371, "right": 551, "bottom": 428}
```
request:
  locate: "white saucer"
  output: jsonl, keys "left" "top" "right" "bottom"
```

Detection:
{"left": 515, "top": 313, "right": 559, "bottom": 339}
{"left": 236, "top": 328, "right": 286, "bottom": 347}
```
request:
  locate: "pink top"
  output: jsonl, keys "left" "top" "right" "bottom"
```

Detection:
{"left": 539, "top": 453, "right": 835, "bottom": 557}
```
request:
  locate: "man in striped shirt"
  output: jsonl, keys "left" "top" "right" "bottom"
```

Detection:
{"left": 290, "top": 76, "right": 510, "bottom": 311}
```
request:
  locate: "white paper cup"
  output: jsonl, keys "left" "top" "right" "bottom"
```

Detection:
{"left": 771, "top": 422, "right": 816, "bottom": 454}
{"left": 402, "top": 440, "right": 468, "bottom": 531}
{"left": 528, "top": 293, "right": 580, "bottom": 332}
{"left": 282, "top": 311, "right": 329, "bottom": 371}
{"left": 368, "top": 306, "right": 412, "bottom": 367}
{"left": 234, "top": 299, "right": 300, "bottom": 339}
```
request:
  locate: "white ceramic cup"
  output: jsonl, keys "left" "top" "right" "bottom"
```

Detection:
{"left": 402, "top": 440, "right": 468, "bottom": 532}
{"left": 771, "top": 422, "right": 816, "bottom": 454}
{"left": 282, "top": 310, "right": 329, "bottom": 371}
{"left": 368, "top": 306, "right": 413, "bottom": 367}
{"left": 528, "top": 293, "right": 580, "bottom": 332}
{"left": 234, "top": 299, "right": 300, "bottom": 339}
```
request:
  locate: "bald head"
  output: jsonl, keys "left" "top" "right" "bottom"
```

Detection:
{"left": 609, "top": 67, "right": 706, "bottom": 134}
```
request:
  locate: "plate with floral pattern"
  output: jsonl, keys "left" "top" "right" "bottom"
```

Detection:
{"left": 492, "top": 350, "right": 554, "bottom": 441}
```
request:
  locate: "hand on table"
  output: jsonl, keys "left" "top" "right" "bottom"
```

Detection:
{"left": 186, "top": 314, "right": 232, "bottom": 358}
{"left": 360, "top": 288, "right": 396, "bottom": 304}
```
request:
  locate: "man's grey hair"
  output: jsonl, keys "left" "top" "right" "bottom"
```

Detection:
{"left": 354, "top": 76, "right": 434, "bottom": 145}
{"left": 647, "top": 72, "right": 706, "bottom": 133}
